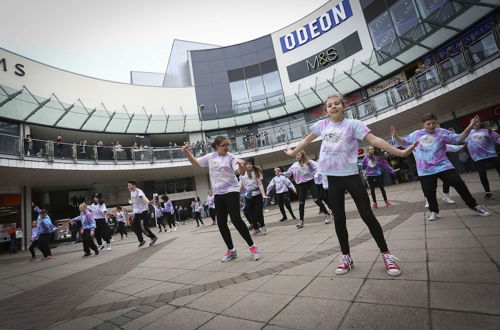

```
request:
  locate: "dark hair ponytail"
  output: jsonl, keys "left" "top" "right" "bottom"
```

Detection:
{"left": 211, "top": 136, "right": 228, "bottom": 150}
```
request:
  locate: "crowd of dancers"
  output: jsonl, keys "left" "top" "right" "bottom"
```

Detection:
{"left": 28, "top": 94, "right": 499, "bottom": 277}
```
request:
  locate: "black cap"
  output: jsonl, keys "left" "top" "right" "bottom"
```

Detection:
{"left": 94, "top": 193, "right": 103, "bottom": 199}
{"left": 245, "top": 157, "right": 255, "bottom": 165}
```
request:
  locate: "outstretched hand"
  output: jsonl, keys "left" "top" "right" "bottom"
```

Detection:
{"left": 181, "top": 145, "right": 189, "bottom": 155}
{"left": 284, "top": 147, "right": 294, "bottom": 157}
{"left": 398, "top": 141, "right": 418, "bottom": 157}
{"left": 389, "top": 125, "right": 398, "bottom": 138}
{"left": 236, "top": 159, "right": 245, "bottom": 167}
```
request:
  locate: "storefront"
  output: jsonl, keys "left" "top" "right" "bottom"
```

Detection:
{"left": 0, "top": 194, "right": 22, "bottom": 252}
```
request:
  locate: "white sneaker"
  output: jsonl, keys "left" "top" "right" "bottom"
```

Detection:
{"left": 442, "top": 194, "right": 455, "bottom": 204}
{"left": 221, "top": 249, "right": 237, "bottom": 262}
{"left": 173, "top": 227, "right": 177, "bottom": 232}
{"left": 336, "top": 254, "right": 353, "bottom": 275}
{"left": 324, "top": 214, "right": 332, "bottom": 224}
{"left": 424, "top": 199, "right": 429, "bottom": 208}
{"left": 475, "top": 205, "right": 490, "bottom": 217}
{"left": 427, "top": 212, "right": 438, "bottom": 221}
{"left": 107, "top": 244, "right": 112, "bottom": 251}
{"left": 167, "top": 229, "right": 171, "bottom": 233}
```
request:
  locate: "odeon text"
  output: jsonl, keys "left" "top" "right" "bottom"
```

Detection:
{"left": 279, "top": 0, "right": 353, "bottom": 54}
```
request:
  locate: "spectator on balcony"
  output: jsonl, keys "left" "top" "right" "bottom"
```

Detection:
{"left": 55, "top": 135, "right": 64, "bottom": 158}
{"left": 97, "top": 140, "right": 104, "bottom": 159}
{"left": 25, "top": 135, "right": 33, "bottom": 156}
{"left": 79, "top": 140, "right": 88, "bottom": 157}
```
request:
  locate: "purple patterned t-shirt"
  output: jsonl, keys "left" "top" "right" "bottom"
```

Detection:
{"left": 465, "top": 128, "right": 500, "bottom": 161}
{"left": 362, "top": 155, "right": 396, "bottom": 176}
{"left": 197, "top": 152, "right": 239, "bottom": 195}
{"left": 310, "top": 118, "right": 371, "bottom": 176}
{"left": 402, "top": 128, "right": 461, "bottom": 176}
{"left": 285, "top": 160, "right": 318, "bottom": 184}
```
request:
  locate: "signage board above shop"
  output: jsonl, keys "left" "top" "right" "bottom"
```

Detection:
{"left": 286, "top": 32, "right": 362, "bottom": 83}
{"left": 279, "top": 0, "right": 354, "bottom": 54}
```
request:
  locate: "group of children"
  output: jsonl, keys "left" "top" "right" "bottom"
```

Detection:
{"left": 27, "top": 93, "right": 497, "bottom": 279}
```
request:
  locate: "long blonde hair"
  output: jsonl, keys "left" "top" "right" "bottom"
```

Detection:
{"left": 297, "top": 150, "right": 310, "bottom": 165}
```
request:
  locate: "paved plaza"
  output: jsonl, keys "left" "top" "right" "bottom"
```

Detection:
{"left": 0, "top": 171, "right": 499, "bottom": 330}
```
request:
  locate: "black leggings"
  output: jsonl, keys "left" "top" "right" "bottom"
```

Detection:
{"left": 29, "top": 240, "right": 38, "bottom": 258}
{"left": 316, "top": 184, "right": 332, "bottom": 211}
{"left": 209, "top": 208, "right": 216, "bottom": 222}
{"left": 194, "top": 212, "right": 204, "bottom": 225}
{"left": 166, "top": 214, "right": 176, "bottom": 228}
{"left": 118, "top": 222, "right": 128, "bottom": 238}
{"left": 215, "top": 192, "right": 253, "bottom": 250}
{"left": 82, "top": 229, "right": 98, "bottom": 254}
{"left": 419, "top": 169, "right": 477, "bottom": 214}
{"left": 367, "top": 175, "right": 388, "bottom": 203}
{"left": 38, "top": 233, "right": 52, "bottom": 258}
{"left": 245, "top": 194, "right": 266, "bottom": 229}
{"left": 132, "top": 211, "right": 157, "bottom": 243}
{"left": 95, "top": 218, "right": 111, "bottom": 245}
{"left": 276, "top": 192, "right": 296, "bottom": 219}
{"left": 474, "top": 156, "right": 500, "bottom": 193}
{"left": 157, "top": 216, "right": 167, "bottom": 230}
{"left": 327, "top": 175, "right": 388, "bottom": 255}
{"left": 297, "top": 179, "right": 329, "bottom": 221}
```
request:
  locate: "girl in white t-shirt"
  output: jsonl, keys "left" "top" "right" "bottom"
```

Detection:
{"left": 240, "top": 157, "right": 269, "bottom": 235}
{"left": 285, "top": 95, "right": 416, "bottom": 277}
{"left": 182, "top": 136, "right": 261, "bottom": 262}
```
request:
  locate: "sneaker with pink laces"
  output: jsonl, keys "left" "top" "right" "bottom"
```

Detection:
{"left": 249, "top": 246, "right": 261, "bottom": 261}
{"left": 221, "top": 249, "right": 237, "bottom": 262}
{"left": 371, "top": 203, "right": 378, "bottom": 209}
{"left": 382, "top": 252, "right": 401, "bottom": 276}
{"left": 335, "top": 254, "right": 353, "bottom": 275}
{"left": 385, "top": 201, "right": 392, "bottom": 207}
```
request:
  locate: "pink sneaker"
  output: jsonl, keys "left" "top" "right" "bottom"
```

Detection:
{"left": 382, "top": 252, "right": 401, "bottom": 276}
{"left": 371, "top": 203, "right": 378, "bottom": 209}
{"left": 335, "top": 254, "right": 353, "bottom": 275}
{"left": 249, "top": 246, "right": 261, "bottom": 261}
{"left": 221, "top": 249, "right": 237, "bottom": 262}
{"left": 385, "top": 201, "right": 392, "bottom": 207}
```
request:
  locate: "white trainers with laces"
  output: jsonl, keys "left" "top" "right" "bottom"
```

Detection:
{"left": 335, "top": 254, "right": 353, "bottom": 275}
{"left": 249, "top": 246, "right": 261, "bottom": 261}
{"left": 324, "top": 214, "right": 332, "bottom": 224}
{"left": 221, "top": 249, "right": 237, "bottom": 262}
{"left": 107, "top": 244, "right": 112, "bottom": 251}
{"left": 442, "top": 194, "right": 455, "bottom": 204}
{"left": 475, "top": 205, "right": 490, "bottom": 217}
{"left": 424, "top": 199, "right": 429, "bottom": 208}
{"left": 427, "top": 212, "right": 438, "bottom": 221}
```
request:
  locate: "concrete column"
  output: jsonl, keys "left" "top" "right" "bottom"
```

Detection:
{"left": 194, "top": 174, "right": 210, "bottom": 202}
{"left": 21, "top": 185, "right": 32, "bottom": 251}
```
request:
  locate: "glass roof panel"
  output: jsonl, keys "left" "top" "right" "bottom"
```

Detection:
{"left": 123, "top": 114, "right": 149, "bottom": 133}
{"left": 234, "top": 114, "right": 253, "bottom": 126}
{"left": 330, "top": 74, "right": 358, "bottom": 95}
{"left": 184, "top": 115, "right": 202, "bottom": 131}
{"left": 201, "top": 119, "right": 219, "bottom": 131}
{"left": 283, "top": 96, "right": 304, "bottom": 114}
{"left": 315, "top": 82, "right": 337, "bottom": 100}
{"left": 26, "top": 100, "right": 65, "bottom": 126}
{"left": 56, "top": 106, "right": 89, "bottom": 129}
{"left": 396, "top": 46, "right": 428, "bottom": 64}
{"left": 147, "top": 116, "right": 167, "bottom": 134}
{"left": 166, "top": 116, "right": 185, "bottom": 133}
{"left": 218, "top": 117, "right": 237, "bottom": 127}
{"left": 298, "top": 89, "right": 322, "bottom": 108}
{"left": 350, "top": 65, "right": 381, "bottom": 86}
{"left": 251, "top": 110, "right": 270, "bottom": 122}
{"left": 0, "top": 92, "right": 37, "bottom": 120}
{"left": 81, "top": 110, "right": 109, "bottom": 131}
{"left": 267, "top": 106, "right": 287, "bottom": 117}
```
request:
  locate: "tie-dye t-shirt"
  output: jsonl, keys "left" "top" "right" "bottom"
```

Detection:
{"left": 402, "top": 128, "right": 461, "bottom": 176}
{"left": 266, "top": 175, "right": 296, "bottom": 194}
{"left": 465, "top": 128, "right": 500, "bottom": 161}
{"left": 310, "top": 118, "right": 371, "bottom": 176}
{"left": 362, "top": 155, "right": 396, "bottom": 176}
{"left": 197, "top": 152, "right": 240, "bottom": 195}
{"left": 285, "top": 160, "right": 318, "bottom": 184}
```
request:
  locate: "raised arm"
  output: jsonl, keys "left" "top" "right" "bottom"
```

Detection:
{"left": 459, "top": 115, "right": 479, "bottom": 143}
{"left": 266, "top": 178, "right": 275, "bottom": 195}
{"left": 364, "top": 133, "right": 417, "bottom": 158}
{"left": 390, "top": 126, "right": 409, "bottom": 147}
{"left": 284, "top": 133, "right": 317, "bottom": 157}
{"left": 181, "top": 145, "right": 201, "bottom": 166}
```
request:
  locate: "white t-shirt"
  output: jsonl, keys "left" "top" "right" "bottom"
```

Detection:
{"left": 89, "top": 203, "right": 107, "bottom": 219}
{"left": 241, "top": 172, "right": 262, "bottom": 196}
{"left": 197, "top": 152, "right": 239, "bottom": 195}
{"left": 131, "top": 188, "right": 149, "bottom": 214}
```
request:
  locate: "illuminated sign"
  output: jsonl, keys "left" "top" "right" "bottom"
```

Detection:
{"left": 279, "top": 0, "right": 353, "bottom": 53}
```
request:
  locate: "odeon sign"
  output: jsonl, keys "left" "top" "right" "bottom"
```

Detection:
{"left": 279, "top": 0, "right": 353, "bottom": 54}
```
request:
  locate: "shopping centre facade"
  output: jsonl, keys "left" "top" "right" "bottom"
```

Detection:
{"left": 1, "top": 0, "right": 499, "bottom": 249}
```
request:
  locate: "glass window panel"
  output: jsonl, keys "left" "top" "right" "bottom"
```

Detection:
{"left": 251, "top": 110, "right": 270, "bottom": 122}
{"left": 57, "top": 106, "right": 90, "bottom": 129}
{"left": 390, "top": 0, "right": 420, "bottom": 37}
{"left": 368, "top": 11, "right": 397, "bottom": 51}
{"left": 0, "top": 92, "right": 37, "bottom": 120}
{"left": 166, "top": 116, "right": 185, "bottom": 133}
{"left": 262, "top": 71, "right": 283, "bottom": 99}
{"left": 218, "top": 117, "right": 236, "bottom": 127}
{"left": 201, "top": 119, "right": 219, "bottom": 130}
{"left": 235, "top": 114, "right": 252, "bottom": 126}
{"left": 125, "top": 114, "right": 149, "bottom": 134}
{"left": 468, "top": 33, "right": 498, "bottom": 64}
{"left": 230, "top": 80, "right": 250, "bottom": 114}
